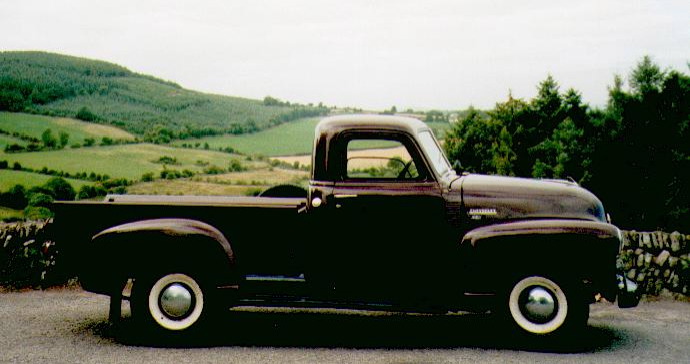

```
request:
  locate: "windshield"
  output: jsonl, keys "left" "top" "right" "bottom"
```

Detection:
{"left": 417, "top": 130, "right": 453, "bottom": 177}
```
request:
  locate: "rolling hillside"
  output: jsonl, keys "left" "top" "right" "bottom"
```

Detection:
{"left": 0, "top": 112, "right": 135, "bottom": 144}
{"left": 173, "top": 118, "right": 452, "bottom": 156}
{"left": 0, "top": 50, "right": 457, "bottom": 216}
{"left": 1, "top": 143, "right": 250, "bottom": 180}
{"left": 0, "top": 51, "right": 328, "bottom": 140}
{"left": 0, "top": 169, "right": 92, "bottom": 191}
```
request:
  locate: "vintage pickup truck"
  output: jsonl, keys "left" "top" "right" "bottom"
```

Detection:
{"left": 52, "top": 114, "right": 639, "bottom": 338}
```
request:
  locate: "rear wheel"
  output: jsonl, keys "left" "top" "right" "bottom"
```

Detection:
{"left": 502, "top": 275, "right": 589, "bottom": 336}
{"left": 132, "top": 271, "right": 215, "bottom": 333}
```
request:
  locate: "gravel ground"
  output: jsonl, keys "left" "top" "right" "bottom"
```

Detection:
{"left": 1, "top": 288, "right": 689, "bottom": 363}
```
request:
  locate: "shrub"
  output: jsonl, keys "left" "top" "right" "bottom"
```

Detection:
{"left": 75, "top": 106, "right": 98, "bottom": 122}
{"left": 28, "top": 193, "right": 53, "bottom": 208}
{"left": 203, "top": 165, "right": 225, "bottom": 175}
{"left": 101, "top": 178, "right": 131, "bottom": 189}
{"left": 109, "top": 186, "right": 127, "bottom": 194}
{"left": 141, "top": 172, "right": 155, "bottom": 182}
{"left": 0, "top": 185, "right": 28, "bottom": 209}
{"left": 228, "top": 158, "right": 246, "bottom": 172}
{"left": 23, "top": 206, "right": 53, "bottom": 220}
{"left": 153, "top": 156, "right": 179, "bottom": 165}
{"left": 43, "top": 177, "right": 76, "bottom": 200}
{"left": 160, "top": 169, "right": 187, "bottom": 179}
{"left": 41, "top": 129, "right": 57, "bottom": 148}
{"left": 182, "top": 169, "right": 195, "bottom": 177}
{"left": 4, "top": 143, "right": 25, "bottom": 153}
{"left": 76, "top": 185, "right": 107, "bottom": 200}
{"left": 58, "top": 131, "right": 69, "bottom": 148}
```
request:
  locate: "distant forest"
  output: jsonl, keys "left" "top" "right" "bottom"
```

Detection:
{"left": 444, "top": 56, "right": 690, "bottom": 231}
{"left": 0, "top": 51, "right": 329, "bottom": 142}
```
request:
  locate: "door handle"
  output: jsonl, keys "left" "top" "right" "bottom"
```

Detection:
{"left": 333, "top": 194, "right": 357, "bottom": 209}
{"left": 334, "top": 194, "right": 358, "bottom": 199}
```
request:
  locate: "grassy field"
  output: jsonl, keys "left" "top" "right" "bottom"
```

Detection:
{"left": 0, "top": 112, "right": 135, "bottom": 144}
{"left": 0, "top": 170, "right": 92, "bottom": 190}
{"left": 0, "top": 134, "right": 27, "bottom": 149}
{"left": 0, "top": 144, "right": 248, "bottom": 180}
{"left": 127, "top": 180, "right": 260, "bottom": 196}
{"left": 0, "top": 206, "right": 22, "bottom": 220}
{"left": 126, "top": 167, "right": 308, "bottom": 196}
{"left": 173, "top": 118, "right": 321, "bottom": 156}
{"left": 173, "top": 118, "right": 451, "bottom": 157}
{"left": 203, "top": 167, "right": 309, "bottom": 186}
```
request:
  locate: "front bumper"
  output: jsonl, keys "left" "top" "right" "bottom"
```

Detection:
{"left": 616, "top": 274, "right": 641, "bottom": 308}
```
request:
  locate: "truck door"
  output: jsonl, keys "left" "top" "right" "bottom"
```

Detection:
{"left": 308, "top": 131, "right": 453, "bottom": 305}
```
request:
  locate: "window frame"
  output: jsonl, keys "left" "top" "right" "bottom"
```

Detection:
{"left": 335, "top": 130, "right": 433, "bottom": 182}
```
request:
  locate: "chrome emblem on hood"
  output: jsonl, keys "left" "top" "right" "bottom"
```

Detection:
{"left": 469, "top": 208, "right": 498, "bottom": 219}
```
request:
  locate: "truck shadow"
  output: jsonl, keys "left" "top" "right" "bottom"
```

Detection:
{"left": 91, "top": 308, "right": 626, "bottom": 353}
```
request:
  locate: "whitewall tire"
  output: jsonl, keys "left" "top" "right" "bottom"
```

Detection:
{"left": 507, "top": 275, "right": 572, "bottom": 335}
{"left": 144, "top": 273, "right": 205, "bottom": 331}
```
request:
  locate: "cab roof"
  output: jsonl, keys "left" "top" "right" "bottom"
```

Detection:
{"left": 316, "top": 114, "right": 430, "bottom": 135}
{"left": 311, "top": 114, "right": 432, "bottom": 181}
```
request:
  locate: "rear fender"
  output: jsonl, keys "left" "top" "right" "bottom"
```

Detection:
{"left": 83, "top": 218, "right": 236, "bottom": 294}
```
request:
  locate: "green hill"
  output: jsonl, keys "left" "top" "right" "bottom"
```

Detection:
{"left": 0, "top": 51, "right": 328, "bottom": 141}
{"left": 0, "top": 169, "right": 92, "bottom": 191}
{"left": 174, "top": 118, "right": 452, "bottom": 156}
{"left": 0, "top": 112, "right": 135, "bottom": 145}
{"left": 1, "top": 143, "right": 249, "bottom": 180}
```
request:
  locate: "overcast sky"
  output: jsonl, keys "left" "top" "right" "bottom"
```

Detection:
{"left": 1, "top": 0, "right": 688, "bottom": 110}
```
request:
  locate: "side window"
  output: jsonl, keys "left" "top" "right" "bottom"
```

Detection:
{"left": 345, "top": 139, "right": 420, "bottom": 180}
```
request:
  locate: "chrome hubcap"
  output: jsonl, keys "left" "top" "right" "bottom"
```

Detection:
{"left": 520, "top": 286, "right": 557, "bottom": 323}
{"left": 159, "top": 283, "right": 193, "bottom": 318}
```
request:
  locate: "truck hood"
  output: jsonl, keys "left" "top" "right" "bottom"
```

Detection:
{"left": 453, "top": 174, "right": 606, "bottom": 222}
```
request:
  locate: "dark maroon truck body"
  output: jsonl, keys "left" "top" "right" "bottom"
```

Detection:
{"left": 52, "top": 115, "right": 639, "bottom": 337}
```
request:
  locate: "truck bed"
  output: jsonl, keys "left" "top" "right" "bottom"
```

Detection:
{"left": 52, "top": 195, "right": 309, "bottom": 279}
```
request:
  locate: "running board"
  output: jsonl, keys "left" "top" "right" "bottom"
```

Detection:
{"left": 241, "top": 274, "right": 308, "bottom": 296}
{"left": 245, "top": 274, "right": 306, "bottom": 283}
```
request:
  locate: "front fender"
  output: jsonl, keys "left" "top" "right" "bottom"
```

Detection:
{"left": 460, "top": 219, "right": 622, "bottom": 301}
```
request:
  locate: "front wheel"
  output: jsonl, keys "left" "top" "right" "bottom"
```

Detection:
{"left": 132, "top": 272, "right": 213, "bottom": 333}
{"left": 503, "top": 275, "right": 589, "bottom": 336}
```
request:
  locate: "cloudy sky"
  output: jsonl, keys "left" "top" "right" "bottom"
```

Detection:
{"left": 1, "top": 0, "right": 688, "bottom": 110}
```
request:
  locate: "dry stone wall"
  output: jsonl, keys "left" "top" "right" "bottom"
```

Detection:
{"left": 1, "top": 220, "right": 689, "bottom": 296}
{"left": 619, "top": 230, "right": 689, "bottom": 295}
{"left": 0, "top": 220, "right": 66, "bottom": 288}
